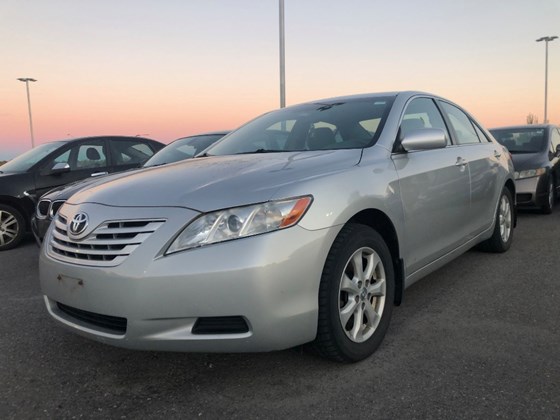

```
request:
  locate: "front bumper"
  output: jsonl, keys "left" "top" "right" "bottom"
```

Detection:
{"left": 39, "top": 203, "right": 339, "bottom": 352}
{"left": 515, "top": 175, "right": 547, "bottom": 208}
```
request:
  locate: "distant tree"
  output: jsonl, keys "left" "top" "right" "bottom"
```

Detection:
{"left": 526, "top": 113, "right": 539, "bottom": 124}
{"left": 0, "top": 161, "right": 6, "bottom": 166}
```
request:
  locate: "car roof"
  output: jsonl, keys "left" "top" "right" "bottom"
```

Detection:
{"left": 176, "top": 131, "right": 230, "bottom": 138}
{"left": 489, "top": 124, "right": 557, "bottom": 131}
{"left": 56, "top": 135, "right": 160, "bottom": 143}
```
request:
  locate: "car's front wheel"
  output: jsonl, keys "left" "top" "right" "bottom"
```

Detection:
{"left": 0, "top": 204, "right": 25, "bottom": 251}
{"left": 314, "top": 223, "right": 394, "bottom": 362}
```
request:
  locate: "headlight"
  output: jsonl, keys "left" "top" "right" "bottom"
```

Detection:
{"left": 514, "top": 168, "right": 546, "bottom": 180}
{"left": 166, "top": 196, "right": 313, "bottom": 254}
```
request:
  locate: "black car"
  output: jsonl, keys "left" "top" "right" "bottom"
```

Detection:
{"left": 490, "top": 124, "right": 560, "bottom": 213}
{"left": 0, "top": 136, "right": 164, "bottom": 250}
{"left": 32, "top": 132, "right": 229, "bottom": 243}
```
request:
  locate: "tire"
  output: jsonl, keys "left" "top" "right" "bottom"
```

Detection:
{"left": 0, "top": 204, "right": 25, "bottom": 251}
{"left": 314, "top": 223, "right": 395, "bottom": 363}
{"left": 541, "top": 178, "right": 555, "bottom": 214}
{"left": 478, "top": 187, "right": 514, "bottom": 253}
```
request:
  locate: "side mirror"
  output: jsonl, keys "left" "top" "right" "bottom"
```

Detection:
{"left": 401, "top": 128, "right": 447, "bottom": 152}
{"left": 50, "top": 162, "right": 71, "bottom": 175}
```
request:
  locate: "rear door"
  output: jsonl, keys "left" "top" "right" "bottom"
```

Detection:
{"left": 437, "top": 101, "right": 501, "bottom": 236}
{"left": 392, "top": 97, "right": 471, "bottom": 274}
{"left": 34, "top": 139, "right": 109, "bottom": 198}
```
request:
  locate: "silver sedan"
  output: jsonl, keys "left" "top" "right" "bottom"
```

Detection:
{"left": 39, "top": 91, "right": 515, "bottom": 362}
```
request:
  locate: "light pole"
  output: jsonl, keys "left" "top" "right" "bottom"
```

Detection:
{"left": 17, "top": 77, "right": 37, "bottom": 148}
{"left": 536, "top": 36, "right": 557, "bottom": 123}
{"left": 279, "top": 0, "right": 286, "bottom": 108}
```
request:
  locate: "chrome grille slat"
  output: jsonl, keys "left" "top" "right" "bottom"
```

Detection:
{"left": 47, "top": 215, "right": 165, "bottom": 267}
{"left": 51, "top": 229, "right": 153, "bottom": 246}
{"left": 50, "top": 240, "right": 139, "bottom": 256}
{"left": 94, "top": 225, "right": 160, "bottom": 235}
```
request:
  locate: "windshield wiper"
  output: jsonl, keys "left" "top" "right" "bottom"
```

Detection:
{"left": 196, "top": 152, "right": 213, "bottom": 158}
{"left": 234, "top": 149, "right": 281, "bottom": 155}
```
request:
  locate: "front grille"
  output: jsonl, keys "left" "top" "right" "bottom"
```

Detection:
{"left": 48, "top": 214, "right": 165, "bottom": 266}
{"left": 37, "top": 199, "right": 50, "bottom": 217}
{"left": 49, "top": 200, "right": 65, "bottom": 217}
{"left": 57, "top": 302, "right": 127, "bottom": 334}
{"left": 192, "top": 316, "right": 250, "bottom": 335}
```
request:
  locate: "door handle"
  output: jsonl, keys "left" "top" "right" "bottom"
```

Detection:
{"left": 455, "top": 157, "right": 467, "bottom": 167}
{"left": 91, "top": 171, "right": 108, "bottom": 177}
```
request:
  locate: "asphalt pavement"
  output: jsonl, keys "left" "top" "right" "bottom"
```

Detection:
{"left": 1, "top": 210, "right": 559, "bottom": 419}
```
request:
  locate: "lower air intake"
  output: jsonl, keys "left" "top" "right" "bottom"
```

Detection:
{"left": 57, "top": 302, "right": 127, "bottom": 335}
{"left": 192, "top": 316, "right": 249, "bottom": 335}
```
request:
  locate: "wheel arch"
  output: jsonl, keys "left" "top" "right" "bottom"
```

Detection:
{"left": 503, "top": 178, "right": 517, "bottom": 228}
{"left": 347, "top": 209, "right": 404, "bottom": 306}
{"left": 0, "top": 196, "right": 30, "bottom": 231}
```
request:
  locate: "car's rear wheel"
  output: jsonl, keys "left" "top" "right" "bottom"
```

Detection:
{"left": 314, "top": 223, "right": 394, "bottom": 362}
{"left": 541, "top": 178, "right": 555, "bottom": 214}
{"left": 478, "top": 187, "right": 513, "bottom": 253}
{"left": 0, "top": 205, "right": 25, "bottom": 251}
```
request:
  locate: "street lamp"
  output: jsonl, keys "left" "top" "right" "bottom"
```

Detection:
{"left": 17, "top": 77, "right": 37, "bottom": 148}
{"left": 279, "top": 0, "right": 285, "bottom": 108}
{"left": 536, "top": 36, "right": 557, "bottom": 123}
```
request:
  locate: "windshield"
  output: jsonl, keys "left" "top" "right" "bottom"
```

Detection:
{"left": 144, "top": 134, "right": 227, "bottom": 167}
{"left": 0, "top": 142, "right": 67, "bottom": 173}
{"left": 206, "top": 97, "right": 394, "bottom": 156}
{"left": 490, "top": 128, "right": 546, "bottom": 153}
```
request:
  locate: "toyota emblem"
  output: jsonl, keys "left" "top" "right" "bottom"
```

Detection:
{"left": 69, "top": 213, "right": 89, "bottom": 235}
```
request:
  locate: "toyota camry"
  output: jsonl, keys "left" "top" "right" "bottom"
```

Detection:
{"left": 39, "top": 92, "right": 515, "bottom": 362}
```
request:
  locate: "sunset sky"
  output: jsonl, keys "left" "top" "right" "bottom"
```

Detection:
{"left": 1, "top": 0, "right": 560, "bottom": 160}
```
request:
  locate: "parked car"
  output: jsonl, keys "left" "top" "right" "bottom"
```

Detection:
{"left": 39, "top": 92, "right": 515, "bottom": 362}
{"left": 490, "top": 124, "right": 560, "bottom": 213}
{"left": 0, "top": 136, "right": 163, "bottom": 251}
{"left": 32, "top": 132, "right": 229, "bottom": 242}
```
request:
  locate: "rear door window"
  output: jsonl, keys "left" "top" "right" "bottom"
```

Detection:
{"left": 439, "top": 102, "right": 480, "bottom": 145}
{"left": 109, "top": 139, "right": 156, "bottom": 167}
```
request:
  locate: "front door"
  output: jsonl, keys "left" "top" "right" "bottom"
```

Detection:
{"left": 34, "top": 139, "right": 108, "bottom": 199}
{"left": 392, "top": 97, "right": 471, "bottom": 275}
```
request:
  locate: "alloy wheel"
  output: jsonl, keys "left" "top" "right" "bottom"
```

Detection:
{"left": 499, "top": 194, "right": 512, "bottom": 243}
{"left": 0, "top": 209, "right": 19, "bottom": 246}
{"left": 338, "top": 246, "right": 386, "bottom": 343}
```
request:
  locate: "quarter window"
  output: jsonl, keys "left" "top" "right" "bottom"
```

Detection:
{"left": 473, "top": 124, "right": 491, "bottom": 143}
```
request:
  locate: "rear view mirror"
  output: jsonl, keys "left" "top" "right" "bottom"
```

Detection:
{"left": 50, "top": 162, "right": 71, "bottom": 175}
{"left": 401, "top": 128, "right": 447, "bottom": 152}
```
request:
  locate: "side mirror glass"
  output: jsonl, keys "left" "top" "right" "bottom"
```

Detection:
{"left": 50, "top": 162, "right": 71, "bottom": 175}
{"left": 401, "top": 128, "right": 447, "bottom": 152}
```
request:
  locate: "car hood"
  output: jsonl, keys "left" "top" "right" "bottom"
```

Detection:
{"left": 510, "top": 152, "right": 548, "bottom": 171}
{"left": 41, "top": 168, "right": 143, "bottom": 201}
{"left": 68, "top": 150, "right": 362, "bottom": 212}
